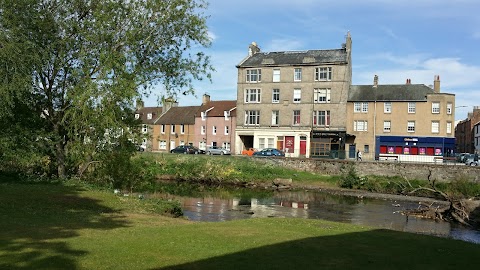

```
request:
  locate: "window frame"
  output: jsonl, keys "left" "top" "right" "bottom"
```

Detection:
{"left": 383, "top": 121, "right": 391, "bottom": 133}
{"left": 384, "top": 102, "right": 392, "bottom": 113}
{"left": 315, "top": 67, "right": 332, "bottom": 81}
{"left": 293, "top": 89, "right": 301, "bottom": 103}
{"left": 272, "top": 68, "right": 280, "bottom": 82}
{"left": 246, "top": 68, "right": 261, "bottom": 83}
{"left": 408, "top": 102, "right": 416, "bottom": 113}
{"left": 245, "top": 88, "right": 261, "bottom": 103}
{"left": 313, "top": 110, "right": 331, "bottom": 127}
{"left": 407, "top": 121, "right": 415, "bottom": 133}
{"left": 293, "top": 110, "right": 301, "bottom": 126}
{"left": 294, "top": 68, "right": 302, "bottom": 82}
{"left": 447, "top": 103, "right": 452, "bottom": 115}
{"left": 314, "top": 88, "right": 331, "bottom": 103}
{"left": 432, "top": 102, "right": 440, "bottom": 114}
{"left": 431, "top": 121, "right": 440, "bottom": 133}
{"left": 272, "top": 110, "right": 279, "bottom": 126}
{"left": 245, "top": 110, "right": 260, "bottom": 126}
{"left": 354, "top": 120, "right": 368, "bottom": 132}
{"left": 272, "top": 89, "right": 280, "bottom": 103}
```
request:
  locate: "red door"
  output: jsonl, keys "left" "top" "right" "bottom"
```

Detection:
{"left": 300, "top": 140, "right": 306, "bottom": 155}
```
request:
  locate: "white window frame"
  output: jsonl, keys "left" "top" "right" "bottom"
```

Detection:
{"left": 159, "top": 140, "right": 167, "bottom": 150}
{"left": 161, "top": 124, "right": 165, "bottom": 134}
{"left": 147, "top": 113, "right": 152, "bottom": 120}
{"left": 142, "top": 124, "right": 148, "bottom": 134}
{"left": 313, "top": 110, "right": 330, "bottom": 127}
{"left": 294, "top": 68, "right": 302, "bottom": 82}
{"left": 246, "top": 68, "right": 261, "bottom": 83}
{"left": 212, "top": 126, "right": 216, "bottom": 135}
{"left": 361, "top": 102, "right": 368, "bottom": 113}
{"left": 293, "top": 110, "right": 301, "bottom": 126}
{"left": 201, "top": 125, "right": 206, "bottom": 135}
{"left": 180, "top": 124, "right": 185, "bottom": 134}
{"left": 314, "top": 88, "right": 331, "bottom": 103}
{"left": 245, "top": 89, "right": 261, "bottom": 103}
{"left": 201, "top": 111, "right": 206, "bottom": 120}
{"left": 384, "top": 102, "right": 392, "bottom": 113}
{"left": 224, "top": 126, "right": 229, "bottom": 135}
{"left": 447, "top": 103, "right": 452, "bottom": 115}
{"left": 273, "top": 68, "right": 280, "bottom": 82}
{"left": 171, "top": 125, "right": 175, "bottom": 134}
{"left": 354, "top": 120, "right": 368, "bottom": 132}
{"left": 383, "top": 121, "right": 391, "bottom": 133}
{"left": 293, "top": 89, "right": 301, "bottom": 103}
{"left": 272, "top": 110, "right": 279, "bottom": 126}
{"left": 245, "top": 110, "right": 260, "bottom": 126}
{"left": 272, "top": 89, "right": 280, "bottom": 103}
{"left": 447, "top": 122, "right": 452, "bottom": 134}
{"left": 222, "top": 142, "right": 231, "bottom": 150}
{"left": 432, "top": 121, "right": 440, "bottom": 133}
{"left": 407, "top": 121, "right": 415, "bottom": 133}
{"left": 135, "top": 113, "right": 140, "bottom": 119}
{"left": 315, "top": 67, "right": 332, "bottom": 81}
{"left": 408, "top": 102, "right": 416, "bottom": 113}
{"left": 432, "top": 102, "right": 440, "bottom": 114}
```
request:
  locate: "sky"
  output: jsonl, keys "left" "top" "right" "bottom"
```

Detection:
{"left": 145, "top": 0, "right": 480, "bottom": 121}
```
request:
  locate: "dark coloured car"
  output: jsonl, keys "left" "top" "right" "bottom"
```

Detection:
{"left": 170, "top": 145, "right": 205, "bottom": 154}
{"left": 252, "top": 148, "right": 285, "bottom": 157}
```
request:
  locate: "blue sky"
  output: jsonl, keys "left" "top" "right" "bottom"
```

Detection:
{"left": 146, "top": 0, "right": 480, "bottom": 121}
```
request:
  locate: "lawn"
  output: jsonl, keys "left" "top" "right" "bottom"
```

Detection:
{"left": 1, "top": 181, "right": 479, "bottom": 270}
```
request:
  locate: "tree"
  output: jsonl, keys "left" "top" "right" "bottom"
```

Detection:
{"left": 0, "top": 0, "right": 213, "bottom": 178}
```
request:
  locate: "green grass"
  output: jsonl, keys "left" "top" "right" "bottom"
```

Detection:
{"left": 1, "top": 181, "right": 479, "bottom": 270}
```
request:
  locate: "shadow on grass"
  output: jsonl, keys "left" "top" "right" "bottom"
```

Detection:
{"left": 157, "top": 228, "right": 480, "bottom": 270}
{"left": 0, "top": 181, "right": 130, "bottom": 269}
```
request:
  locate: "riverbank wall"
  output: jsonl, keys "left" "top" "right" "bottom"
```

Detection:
{"left": 267, "top": 158, "right": 480, "bottom": 183}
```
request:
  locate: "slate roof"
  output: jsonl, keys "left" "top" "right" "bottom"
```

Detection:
{"left": 348, "top": 84, "right": 436, "bottom": 102}
{"left": 237, "top": 49, "right": 348, "bottom": 67}
{"left": 135, "top": 107, "right": 162, "bottom": 125}
{"left": 155, "top": 106, "right": 201, "bottom": 125}
{"left": 198, "top": 100, "right": 237, "bottom": 117}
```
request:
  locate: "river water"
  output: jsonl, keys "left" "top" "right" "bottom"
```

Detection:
{"left": 157, "top": 189, "right": 480, "bottom": 244}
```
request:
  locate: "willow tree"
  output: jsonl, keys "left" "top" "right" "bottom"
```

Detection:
{"left": 0, "top": 0, "right": 213, "bottom": 178}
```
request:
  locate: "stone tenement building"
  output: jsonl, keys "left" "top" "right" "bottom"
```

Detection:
{"left": 455, "top": 106, "right": 480, "bottom": 154}
{"left": 347, "top": 75, "right": 456, "bottom": 161}
{"left": 234, "top": 33, "right": 352, "bottom": 157}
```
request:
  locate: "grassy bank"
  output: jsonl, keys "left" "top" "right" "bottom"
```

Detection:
{"left": 1, "top": 181, "right": 479, "bottom": 270}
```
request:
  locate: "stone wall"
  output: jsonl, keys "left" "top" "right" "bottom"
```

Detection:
{"left": 270, "top": 158, "right": 480, "bottom": 183}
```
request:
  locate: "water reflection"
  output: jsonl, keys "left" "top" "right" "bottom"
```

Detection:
{"left": 153, "top": 190, "right": 480, "bottom": 244}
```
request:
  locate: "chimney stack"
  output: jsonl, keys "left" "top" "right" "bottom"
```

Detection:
{"left": 202, "top": 93, "right": 211, "bottom": 105}
{"left": 373, "top": 75, "right": 378, "bottom": 88}
{"left": 163, "top": 97, "right": 177, "bottom": 113}
{"left": 248, "top": 42, "right": 260, "bottom": 56}
{"left": 433, "top": 75, "right": 440, "bottom": 93}
{"left": 406, "top": 78, "right": 411, "bottom": 85}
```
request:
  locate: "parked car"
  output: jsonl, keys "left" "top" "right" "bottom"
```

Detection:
{"left": 464, "top": 154, "right": 479, "bottom": 166}
{"left": 241, "top": 148, "right": 257, "bottom": 156}
{"left": 136, "top": 144, "right": 146, "bottom": 152}
{"left": 252, "top": 148, "right": 285, "bottom": 157}
{"left": 170, "top": 145, "right": 205, "bottom": 154}
{"left": 206, "top": 146, "right": 231, "bottom": 155}
{"left": 456, "top": 153, "right": 469, "bottom": 163}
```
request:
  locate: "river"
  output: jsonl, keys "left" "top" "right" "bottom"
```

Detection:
{"left": 154, "top": 189, "right": 480, "bottom": 244}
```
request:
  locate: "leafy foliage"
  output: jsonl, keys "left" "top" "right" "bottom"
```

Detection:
{"left": 0, "top": 0, "right": 212, "bottom": 178}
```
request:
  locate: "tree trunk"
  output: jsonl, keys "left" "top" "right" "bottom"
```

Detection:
{"left": 54, "top": 123, "right": 66, "bottom": 179}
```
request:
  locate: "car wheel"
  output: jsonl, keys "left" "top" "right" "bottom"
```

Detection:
{"left": 471, "top": 162, "right": 476, "bottom": 166}
{"left": 195, "top": 151, "right": 198, "bottom": 154}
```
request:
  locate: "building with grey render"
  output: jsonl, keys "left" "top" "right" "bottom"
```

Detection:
{"left": 234, "top": 33, "right": 352, "bottom": 157}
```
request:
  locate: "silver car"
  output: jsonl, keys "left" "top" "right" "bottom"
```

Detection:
{"left": 206, "top": 146, "right": 231, "bottom": 155}
{"left": 464, "top": 154, "right": 479, "bottom": 166}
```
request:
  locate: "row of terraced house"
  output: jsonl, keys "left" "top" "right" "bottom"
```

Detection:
{"left": 137, "top": 33, "right": 457, "bottom": 161}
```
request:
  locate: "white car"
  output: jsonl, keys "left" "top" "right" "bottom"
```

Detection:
{"left": 206, "top": 146, "right": 231, "bottom": 155}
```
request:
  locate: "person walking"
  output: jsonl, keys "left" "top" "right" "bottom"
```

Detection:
{"left": 357, "top": 150, "right": 362, "bottom": 161}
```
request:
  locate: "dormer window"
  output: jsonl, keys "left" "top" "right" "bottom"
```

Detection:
{"left": 147, "top": 113, "right": 152, "bottom": 120}
{"left": 135, "top": 113, "right": 140, "bottom": 119}
{"left": 201, "top": 111, "right": 206, "bottom": 120}
{"left": 224, "top": 111, "right": 230, "bottom": 120}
